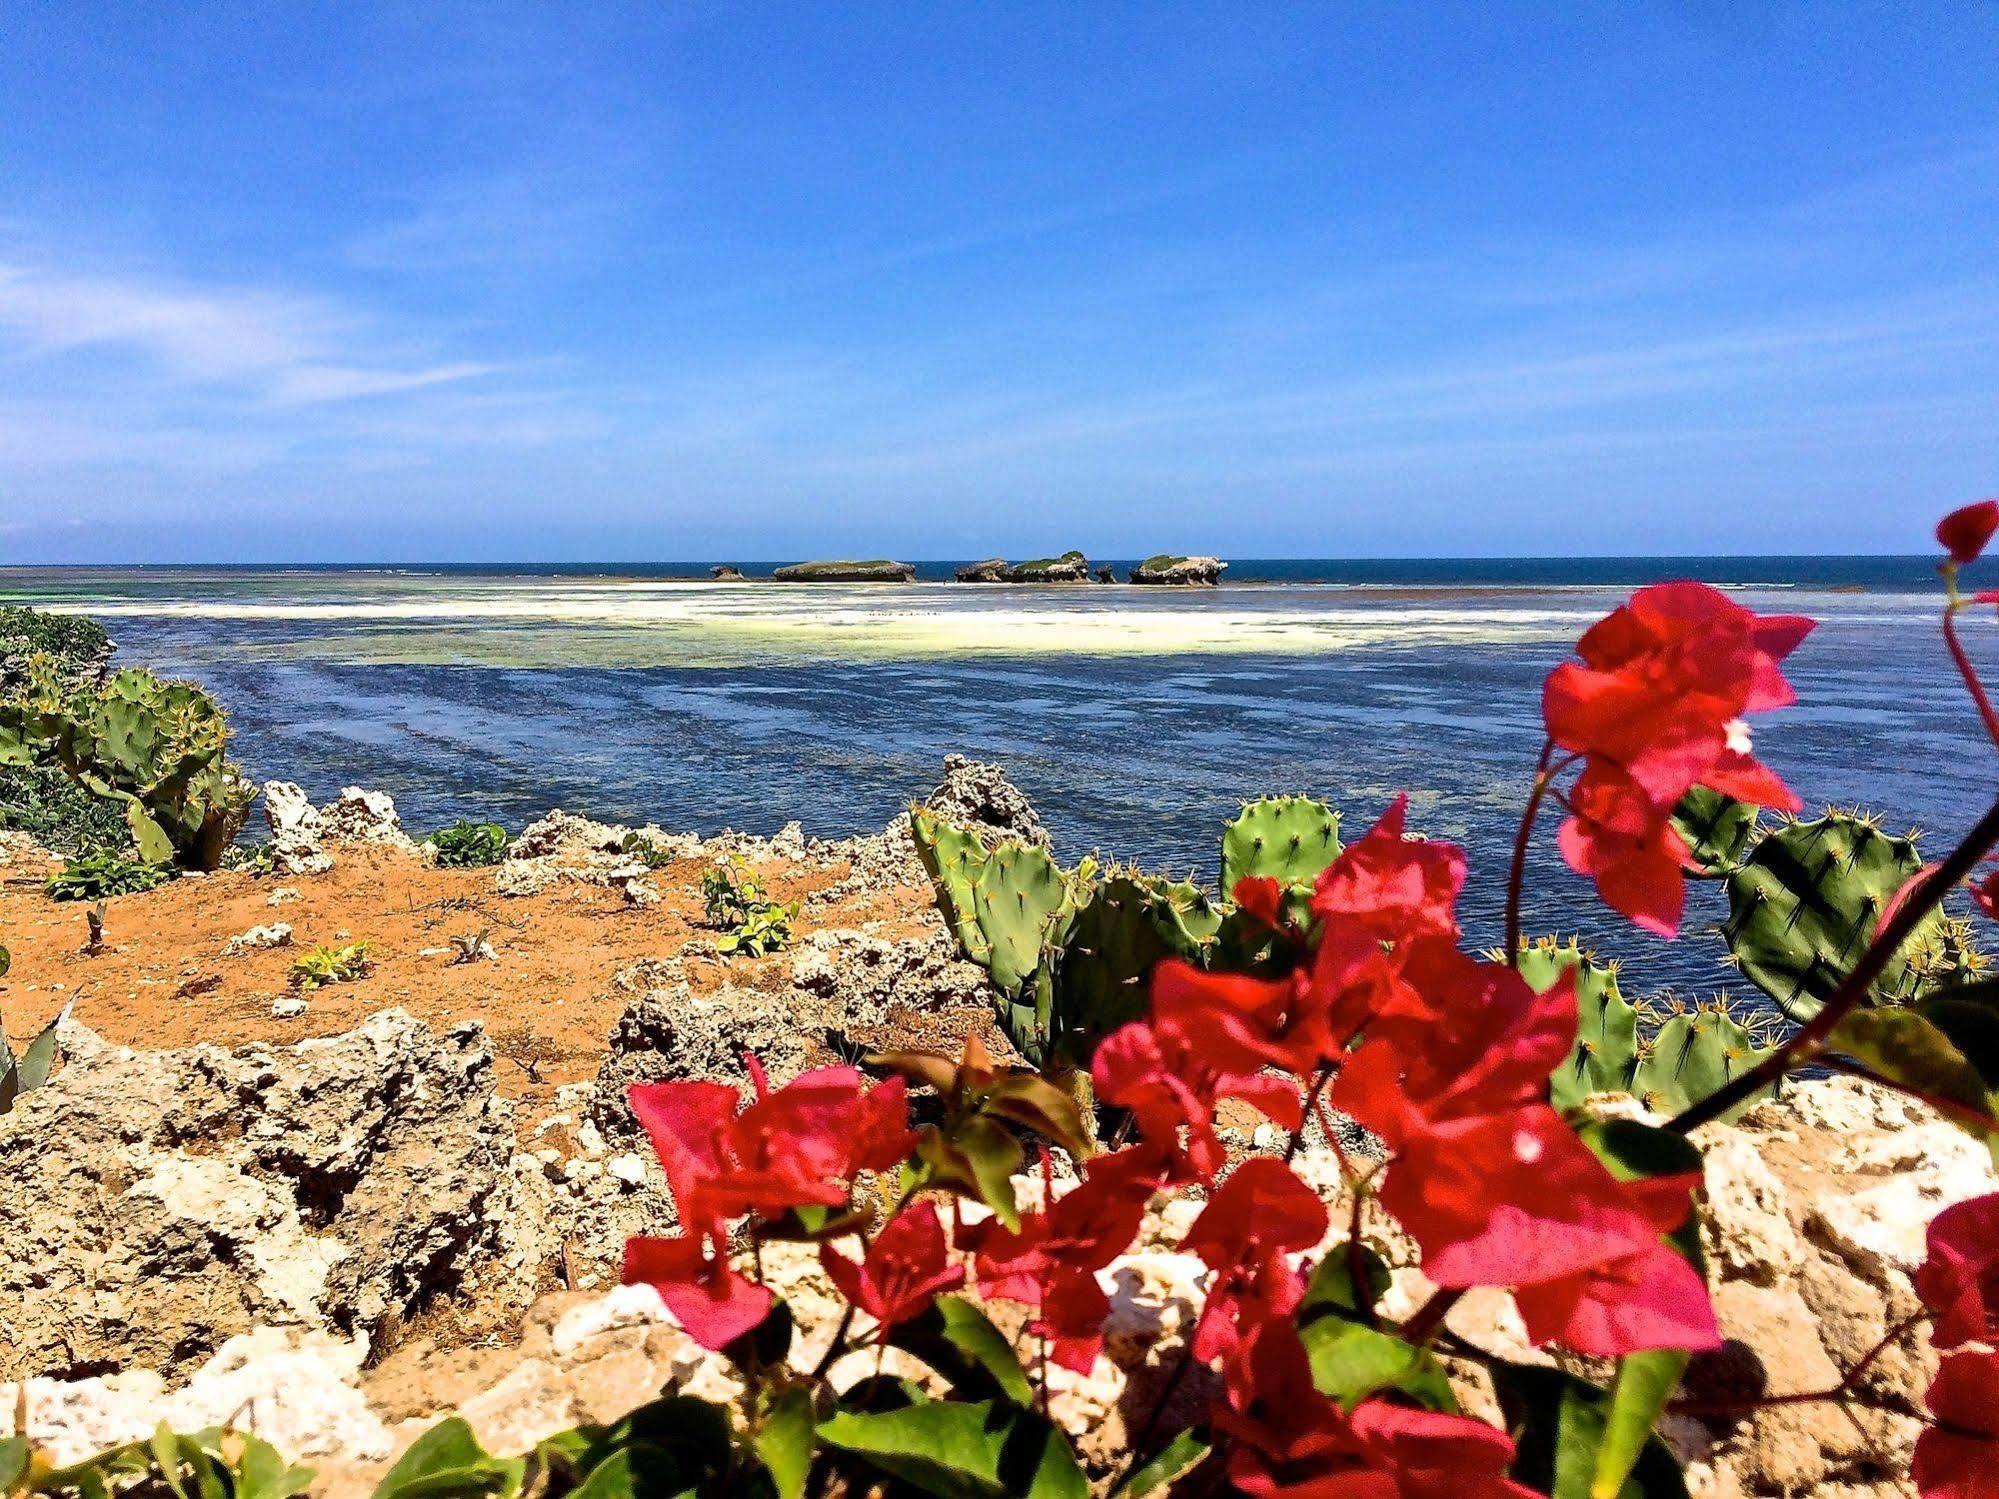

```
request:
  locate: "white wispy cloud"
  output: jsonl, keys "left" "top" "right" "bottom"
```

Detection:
{"left": 0, "top": 262, "right": 501, "bottom": 405}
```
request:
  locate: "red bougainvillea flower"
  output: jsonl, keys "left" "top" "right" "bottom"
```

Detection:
{"left": 628, "top": 1063, "right": 914, "bottom": 1241}
{"left": 1510, "top": 1171, "right": 1719, "bottom": 1356}
{"left": 1310, "top": 793, "right": 1468, "bottom": 944}
{"left": 1092, "top": 1014, "right": 1302, "bottom": 1183}
{"left": 1556, "top": 760, "right": 1696, "bottom": 938}
{"left": 1917, "top": 1194, "right": 1999, "bottom": 1349}
{"left": 820, "top": 1201, "right": 966, "bottom": 1331}
{"left": 1213, "top": 1318, "right": 1538, "bottom": 1499}
{"left": 1542, "top": 581, "right": 1813, "bottom": 935}
{"left": 1939, "top": 500, "right": 1999, "bottom": 565}
{"left": 962, "top": 1150, "right": 1157, "bottom": 1372}
{"left": 1970, "top": 866, "right": 1999, "bottom": 923}
{"left": 623, "top": 1232, "right": 772, "bottom": 1350}
{"left": 1913, "top": 1351, "right": 1999, "bottom": 1499}
{"left": 1377, "top": 1105, "right": 1682, "bottom": 1290}
{"left": 1330, "top": 947, "right": 1577, "bottom": 1150}
{"left": 1232, "top": 873, "right": 1286, "bottom": 931}
{"left": 1179, "top": 1159, "right": 1330, "bottom": 1361}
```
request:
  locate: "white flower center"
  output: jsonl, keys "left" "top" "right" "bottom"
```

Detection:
{"left": 1725, "top": 718, "right": 1754, "bottom": 756}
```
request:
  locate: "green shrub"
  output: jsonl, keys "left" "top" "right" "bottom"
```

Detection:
{"left": 620, "top": 828, "right": 677, "bottom": 867}
{"left": 223, "top": 840, "right": 275, "bottom": 875}
{"left": 289, "top": 941, "right": 371, "bottom": 990}
{"left": 0, "top": 760, "right": 133, "bottom": 855}
{"left": 429, "top": 819, "right": 509, "bottom": 867}
{"left": 716, "top": 899, "right": 798, "bottom": 956}
{"left": 44, "top": 850, "right": 172, "bottom": 901}
{"left": 701, "top": 854, "right": 767, "bottom": 927}
{"left": 0, "top": 605, "right": 109, "bottom": 676}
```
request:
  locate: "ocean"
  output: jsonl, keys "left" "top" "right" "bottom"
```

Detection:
{"left": 3, "top": 556, "right": 1987, "bottom": 1000}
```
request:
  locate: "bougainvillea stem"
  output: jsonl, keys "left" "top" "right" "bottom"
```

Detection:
{"left": 1942, "top": 603, "right": 1999, "bottom": 750}
{"left": 1504, "top": 739, "right": 1559, "bottom": 967}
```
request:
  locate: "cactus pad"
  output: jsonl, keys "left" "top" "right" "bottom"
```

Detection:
{"left": 1051, "top": 872, "right": 1222, "bottom": 1062}
{"left": 1631, "top": 1002, "right": 1780, "bottom": 1123}
{"left": 1722, "top": 811, "right": 1950, "bottom": 1020}
{"left": 1220, "top": 795, "right": 1343, "bottom": 899}
{"left": 1672, "top": 788, "right": 1760, "bottom": 879}
{"left": 1517, "top": 937, "right": 1641, "bottom": 1111}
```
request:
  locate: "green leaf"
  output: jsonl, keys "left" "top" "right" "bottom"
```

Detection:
{"left": 1113, "top": 1429, "right": 1210, "bottom": 1498}
{"left": 918, "top": 1118, "right": 1023, "bottom": 1230}
{"left": 755, "top": 1389, "right": 815, "bottom": 1499}
{"left": 1573, "top": 1119, "right": 1708, "bottom": 1264}
{"left": 1297, "top": 1318, "right": 1457, "bottom": 1413}
{"left": 817, "top": 1400, "right": 1088, "bottom": 1499}
{"left": 151, "top": 1425, "right": 191, "bottom": 1499}
{"left": 1298, "top": 1242, "right": 1392, "bottom": 1324}
{"left": 886, "top": 1295, "right": 1035, "bottom": 1406}
{"left": 0, "top": 1437, "right": 29, "bottom": 1492}
{"left": 16, "top": 1002, "right": 69, "bottom": 1094}
{"left": 369, "top": 1417, "right": 526, "bottom": 1499}
{"left": 538, "top": 1396, "right": 732, "bottom": 1497}
{"left": 1829, "top": 1007, "right": 1999, "bottom": 1123}
{"left": 0, "top": 943, "right": 11, "bottom": 981}
{"left": 1498, "top": 1365, "right": 1689, "bottom": 1499}
{"left": 1594, "top": 1352, "right": 1691, "bottom": 1499}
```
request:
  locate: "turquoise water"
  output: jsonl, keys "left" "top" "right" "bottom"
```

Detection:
{"left": 3, "top": 558, "right": 1988, "bottom": 999}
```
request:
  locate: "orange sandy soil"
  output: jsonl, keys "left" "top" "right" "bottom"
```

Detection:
{"left": 0, "top": 845, "right": 937, "bottom": 1129}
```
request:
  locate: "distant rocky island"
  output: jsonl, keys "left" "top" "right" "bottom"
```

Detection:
{"left": 769, "top": 559, "right": 917, "bottom": 582}
{"left": 717, "top": 553, "right": 1228, "bottom": 584}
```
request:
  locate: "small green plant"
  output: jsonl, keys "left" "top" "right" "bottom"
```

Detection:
{"left": 716, "top": 899, "right": 799, "bottom": 957}
{"left": 2, "top": 1422, "right": 312, "bottom": 1499}
{"left": 449, "top": 928, "right": 497, "bottom": 964}
{"left": 620, "top": 828, "right": 677, "bottom": 867}
{"left": 44, "top": 848, "right": 172, "bottom": 901}
{"left": 289, "top": 941, "right": 371, "bottom": 990}
{"left": 701, "top": 854, "right": 767, "bottom": 927}
{"left": 223, "top": 840, "right": 275, "bottom": 875}
{"left": 430, "top": 819, "right": 509, "bottom": 868}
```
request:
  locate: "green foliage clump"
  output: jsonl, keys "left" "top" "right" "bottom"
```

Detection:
{"left": 703, "top": 855, "right": 798, "bottom": 956}
{"left": 429, "top": 818, "right": 509, "bottom": 867}
{"left": 289, "top": 941, "right": 371, "bottom": 991}
{"left": 0, "top": 605, "right": 110, "bottom": 676}
{"left": 223, "top": 840, "right": 275, "bottom": 875}
{"left": 44, "top": 849, "right": 172, "bottom": 902}
{"left": 0, "top": 663, "right": 258, "bottom": 870}
{"left": 620, "top": 828, "right": 677, "bottom": 867}
{"left": 3, "top": 1422, "right": 311, "bottom": 1499}
{"left": 0, "top": 760, "right": 134, "bottom": 856}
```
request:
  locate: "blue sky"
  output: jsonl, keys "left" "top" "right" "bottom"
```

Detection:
{"left": 1, "top": 3, "right": 1995, "bottom": 562}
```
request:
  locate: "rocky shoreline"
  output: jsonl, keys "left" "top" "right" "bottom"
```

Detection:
{"left": 0, "top": 756, "right": 1983, "bottom": 1496}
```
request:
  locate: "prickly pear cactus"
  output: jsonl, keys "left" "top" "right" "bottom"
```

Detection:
{"left": 1517, "top": 937, "right": 1641, "bottom": 1111}
{"left": 971, "top": 842, "right": 1080, "bottom": 997}
{"left": 1, "top": 665, "right": 255, "bottom": 869}
{"left": 1672, "top": 787, "right": 1760, "bottom": 879}
{"left": 1722, "top": 811, "right": 1956, "bottom": 1020}
{"left": 1631, "top": 1001, "right": 1780, "bottom": 1123}
{"left": 1220, "top": 795, "right": 1342, "bottom": 900}
{"left": 909, "top": 807, "right": 996, "bottom": 966}
{"left": 1050, "top": 872, "right": 1223, "bottom": 1063}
